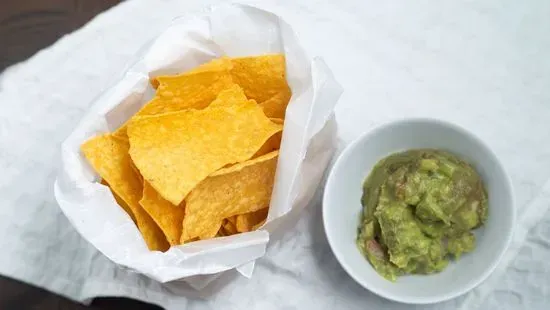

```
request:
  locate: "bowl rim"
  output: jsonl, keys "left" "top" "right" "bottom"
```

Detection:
{"left": 322, "top": 117, "right": 516, "bottom": 304}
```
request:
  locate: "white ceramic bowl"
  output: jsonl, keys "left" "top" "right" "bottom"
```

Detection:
{"left": 323, "top": 118, "right": 515, "bottom": 304}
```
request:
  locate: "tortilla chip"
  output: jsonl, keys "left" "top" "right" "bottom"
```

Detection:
{"left": 111, "top": 128, "right": 142, "bottom": 182}
{"left": 259, "top": 90, "right": 292, "bottom": 119}
{"left": 138, "top": 71, "right": 234, "bottom": 117}
{"left": 114, "top": 67, "right": 234, "bottom": 137}
{"left": 150, "top": 57, "right": 233, "bottom": 89}
{"left": 236, "top": 208, "right": 269, "bottom": 232}
{"left": 230, "top": 54, "right": 290, "bottom": 103}
{"left": 129, "top": 160, "right": 143, "bottom": 183}
{"left": 269, "top": 118, "right": 284, "bottom": 125}
{"left": 216, "top": 225, "right": 226, "bottom": 237}
{"left": 128, "top": 100, "right": 282, "bottom": 205}
{"left": 189, "top": 57, "right": 233, "bottom": 73}
{"left": 81, "top": 134, "right": 169, "bottom": 251}
{"left": 197, "top": 221, "right": 223, "bottom": 240}
{"left": 209, "top": 84, "right": 248, "bottom": 108}
{"left": 223, "top": 220, "right": 238, "bottom": 235}
{"left": 82, "top": 134, "right": 139, "bottom": 218}
{"left": 140, "top": 181, "right": 186, "bottom": 245}
{"left": 253, "top": 219, "right": 266, "bottom": 230}
{"left": 227, "top": 216, "right": 237, "bottom": 226}
{"left": 252, "top": 130, "right": 282, "bottom": 158}
{"left": 100, "top": 180, "right": 136, "bottom": 223}
{"left": 180, "top": 151, "right": 278, "bottom": 242}
{"left": 112, "top": 194, "right": 137, "bottom": 223}
{"left": 112, "top": 125, "right": 129, "bottom": 142}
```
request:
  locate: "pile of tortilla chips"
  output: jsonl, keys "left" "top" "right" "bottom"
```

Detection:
{"left": 81, "top": 55, "right": 291, "bottom": 251}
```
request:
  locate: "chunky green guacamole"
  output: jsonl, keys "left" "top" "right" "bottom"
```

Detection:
{"left": 357, "top": 149, "right": 488, "bottom": 281}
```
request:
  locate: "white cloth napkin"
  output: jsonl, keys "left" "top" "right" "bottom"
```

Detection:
{"left": 1, "top": 0, "right": 549, "bottom": 309}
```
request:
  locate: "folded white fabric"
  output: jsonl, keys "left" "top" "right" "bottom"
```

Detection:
{"left": 1, "top": 0, "right": 549, "bottom": 309}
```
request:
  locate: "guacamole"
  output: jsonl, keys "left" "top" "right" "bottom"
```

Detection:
{"left": 357, "top": 149, "right": 488, "bottom": 281}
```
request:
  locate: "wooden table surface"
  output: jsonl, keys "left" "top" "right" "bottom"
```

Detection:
{"left": 1, "top": 1, "right": 162, "bottom": 309}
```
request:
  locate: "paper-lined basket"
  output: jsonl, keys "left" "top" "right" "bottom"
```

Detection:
{"left": 54, "top": 4, "right": 342, "bottom": 289}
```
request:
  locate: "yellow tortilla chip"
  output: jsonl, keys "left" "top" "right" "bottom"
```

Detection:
{"left": 236, "top": 208, "right": 269, "bottom": 232}
{"left": 253, "top": 219, "right": 266, "bottom": 230}
{"left": 112, "top": 125, "right": 129, "bottom": 142}
{"left": 129, "top": 160, "right": 143, "bottom": 183}
{"left": 100, "top": 180, "right": 136, "bottom": 223}
{"left": 150, "top": 57, "right": 233, "bottom": 89}
{"left": 138, "top": 68, "right": 234, "bottom": 117}
{"left": 227, "top": 216, "right": 237, "bottom": 226}
{"left": 223, "top": 220, "right": 238, "bottom": 235}
{"left": 259, "top": 90, "right": 292, "bottom": 119}
{"left": 195, "top": 221, "right": 222, "bottom": 240}
{"left": 82, "top": 134, "right": 139, "bottom": 218}
{"left": 252, "top": 131, "right": 282, "bottom": 158}
{"left": 81, "top": 134, "right": 169, "bottom": 251}
{"left": 181, "top": 151, "right": 278, "bottom": 242}
{"left": 128, "top": 100, "right": 282, "bottom": 205}
{"left": 210, "top": 223, "right": 224, "bottom": 238}
{"left": 209, "top": 84, "right": 248, "bottom": 108}
{"left": 140, "top": 181, "right": 186, "bottom": 245}
{"left": 270, "top": 118, "right": 284, "bottom": 125}
{"left": 216, "top": 225, "right": 226, "bottom": 237}
{"left": 111, "top": 128, "right": 142, "bottom": 182}
{"left": 230, "top": 54, "right": 290, "bottom": 103}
